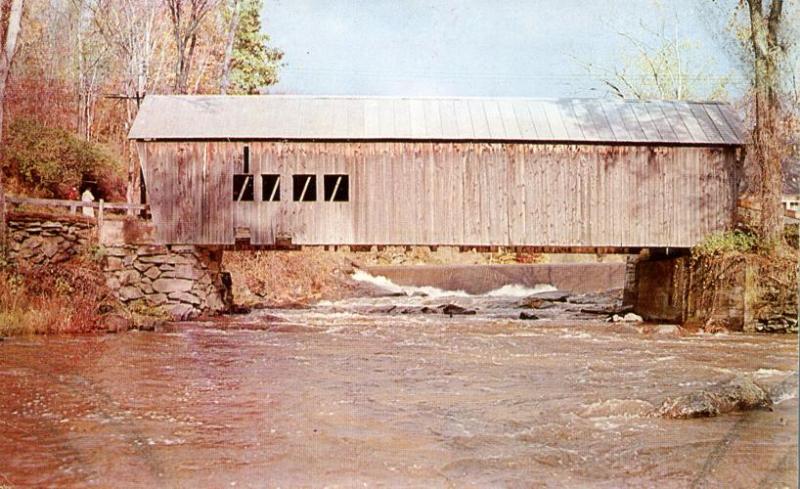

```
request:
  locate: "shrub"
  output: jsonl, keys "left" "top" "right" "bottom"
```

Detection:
{"left": 692, "top": 230, "right": 758, "bottom": 259}
{"left": 1, "top": 118, "right": 124, "bottom": 200}
{"left": 0, "top": 257, "right": 120, "bottom": 336}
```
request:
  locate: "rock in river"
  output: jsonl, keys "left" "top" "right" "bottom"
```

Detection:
{"left": 528, "top": 290, "right": 571, "bottom": 302}
{"left": 441, "top": 304, "right": 476, "bottom": 316}
{"left": 657, "top": 376, "right": 773, "bottom": 419}
{"left": 518, "top": 290, "right": 571, "bottom": 308}
{"left": 610, "top": 313, "right": 643, "bottom": 323}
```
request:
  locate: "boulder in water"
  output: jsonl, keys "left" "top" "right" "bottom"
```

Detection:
{"left": 568, "top": 289, "right": 622, "bottom": 305}
{"left": 441, "top": 304, "right": 476, "bottom": 316}
{"left": 658, "top": 376, "right": 773, "bottom": 419}
{"left": 610, "top": 313, "right": 643, "bottom": 323}
{"left": 768, "top": 372, "right": 799, "bottom": 403}
{"left": 518, "top": 291, "right": 570, "bottom": 309}
{"left": 638, "top": 324, "right": 683, "bottom": 336}
{"left": 518, "top": 297, "right": 562, "bottom": 309}
{"left": 105, "top": 314, "right": 131, "bottom": 333}
{"left": 654, "top": 324, "right": 682, "bottom": 335}
{"left": 399, "top": 306, "right": 437, "bottom": 314}
{"left": 527, "top": 290, "right": 571, "bottom": 302}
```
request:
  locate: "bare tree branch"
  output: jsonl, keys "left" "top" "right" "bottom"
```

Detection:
{"left": 219, "top": 0, "right": 240, "bottom": 94}
{"left": 1, "top": 0, "right": 25, "bottom": 250}
{"left": 165, "top": 0, "right": 219, "bottom": 93}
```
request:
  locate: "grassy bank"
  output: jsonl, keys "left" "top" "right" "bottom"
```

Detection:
{"left": 223, "top": 249, "right": 360, "bottom": 307}
{"left": 0, "top": 257, "right": 120, "bottom": 336}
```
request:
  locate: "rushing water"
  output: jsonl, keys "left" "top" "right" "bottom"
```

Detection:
{"left": 0, "top": 281, "right": 797, "bottom": 488}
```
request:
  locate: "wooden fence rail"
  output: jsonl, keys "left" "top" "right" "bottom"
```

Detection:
{"left": 4, "top": 195, "right": 149, "bottom": 228}
{"left": 5, "top": 195, "right": 147, "bottom": 211}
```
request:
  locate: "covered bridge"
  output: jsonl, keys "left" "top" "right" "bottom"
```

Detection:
{"left": 129, "top": 95, "right": 743, "bottom": 249}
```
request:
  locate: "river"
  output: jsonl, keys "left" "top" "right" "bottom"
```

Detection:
{"left": 0, "top": 281, "right": 797, "bottom": 488}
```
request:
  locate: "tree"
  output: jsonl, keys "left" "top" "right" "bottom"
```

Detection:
{"left": 580, "top": 2, "right": 734, "bottom": 101}
{"left": 599, "top": 31, "right": 731, "bottom": 101}
{"left": 93, "top": 0, "right": 168, "bottom": 204}
{"left": 705, "top": 0, "right": 795, "bottom": 245}
{"left": 222, "top": 0, "right": 281, "bottom": 94}
{"left": 73, "top": 0, "right": 110, "bottom": 140}
{"left": 1, "top": 0, "right": 25, "bottom": 246}
{"left": 0, "top": 0, "right": 281, "bottom": 209}
{"left": 219, "top": 0, "right": 239, "bottom": 94}
{"left": 744, "top": 0, "right": 787, "bottom": 245}
{"left": 165, "top": 0, "right": 218, "bottom": 94}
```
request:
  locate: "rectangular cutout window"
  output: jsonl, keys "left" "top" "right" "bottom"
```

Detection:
{"left": 292, "top": 174, "right": 317, "bottom": 201}
{"left": 233, "top": 174, "right": 254, "bottom": 201}
{"left": 324, "top": 174, "right": 349, "bottom": 202}
{"left": 243, "top": 146, "right": 250, "bottom": 173}
{"left": 262, "top": 174, "right": 281, "bottom": 201}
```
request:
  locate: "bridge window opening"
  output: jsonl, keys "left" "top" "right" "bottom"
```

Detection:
{"left": 262, "top": 174, "right": 281, "bottom": 201}
{"left": 292, "top": 174, "right": 317, "bottom": 201}
{"left": 233, "top": 174, "right": 254, "bottom": 201}
{"left": 243, "top": 146, "right": 251, "bottom": 173}
{"left": 324, "top": 174, "right": 349, "bottom": 202}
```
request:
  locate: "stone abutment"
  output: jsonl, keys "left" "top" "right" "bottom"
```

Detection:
{"left": 99, "top": 219, "right": 232, "bottom": 319}
{"left": 628, "top": 252, "right": 797, "bottom": 333}
{"left": 2, "top": 212, "right": 231, "bottom": 320}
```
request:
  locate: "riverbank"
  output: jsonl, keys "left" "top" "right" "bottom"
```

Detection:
{"left": 0, "top": 254, "right": 171, "bottom": 336}
{"left": 0, "top": 256, "right": 119, "bottom": 335}
{"left": 223, "top": 249, "right": 362, "bottom": 308}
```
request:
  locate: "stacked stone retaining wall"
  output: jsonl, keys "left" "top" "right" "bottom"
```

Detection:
{"left": 102, "top": 243, "right": 231, "bottom": 320}
{"left": 3, "top": 212, "right": 94, "bottom": 265}
{"left": 2, "top": 212, "right": 232, "bottom": 321}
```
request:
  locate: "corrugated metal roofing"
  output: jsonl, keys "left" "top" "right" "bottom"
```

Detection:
{"left": 128, "top": 95, "right": 744, "bottom": 145}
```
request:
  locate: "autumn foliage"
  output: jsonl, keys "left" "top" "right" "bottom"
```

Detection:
{"left": 0, "top": 256, "right": 119, "bottom": 335}
{"left": 1, "top": 118, "right": 124, "bottom": 199}
{"left": 1, "top": 0, "right": 282, "bottom": 200}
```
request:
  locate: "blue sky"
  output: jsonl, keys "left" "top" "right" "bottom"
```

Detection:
{"left": 261, "top": 0, "right": 745, "bottom": 98}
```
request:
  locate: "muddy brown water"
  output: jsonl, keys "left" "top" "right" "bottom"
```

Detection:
{"left": 0, "top": 293, "right": 797, "bottom": 488}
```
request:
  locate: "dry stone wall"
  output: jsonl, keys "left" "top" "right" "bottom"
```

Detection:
{"left": 103, "top": 244, "right": 232, "bottom": 320}
{"left": 4, "top": 212, "right": 94, "bottom": 265}
{"left": 3, "top": 213, "right": 233, "bottom": 321}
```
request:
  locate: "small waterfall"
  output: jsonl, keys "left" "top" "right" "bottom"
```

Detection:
{"left": 351, "top": 269, "right": 555, "bottom": 298}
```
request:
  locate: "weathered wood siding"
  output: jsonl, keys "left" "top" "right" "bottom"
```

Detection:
{"left": 136, "top": 141, "right": 739, "bottom": 247}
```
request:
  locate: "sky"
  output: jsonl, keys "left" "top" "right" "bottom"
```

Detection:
{"left": 260, "top": 0, "right": 748, "bottom": 99}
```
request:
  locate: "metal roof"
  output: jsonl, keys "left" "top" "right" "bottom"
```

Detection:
{"left": 129, "top": 95, "right": 744, "bottom": 145}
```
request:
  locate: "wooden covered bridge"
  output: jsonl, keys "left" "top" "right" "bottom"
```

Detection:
{"left": 128, "top": 95, "right": 743, "bottom": 251}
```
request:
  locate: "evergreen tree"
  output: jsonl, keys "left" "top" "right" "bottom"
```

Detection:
{"left": 226, "top": 0, "right": 282, "bottom": 94}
